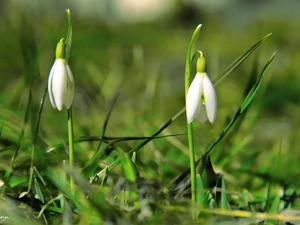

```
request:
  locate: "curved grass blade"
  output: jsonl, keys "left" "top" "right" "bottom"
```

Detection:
{"left": 65, "top": 9, "right": 72, "bottom": 62}
{"left": 213, "top": 33, "right": 272, "bottom": 86}
{"left": 185, "top": 24, "right": 202, "bottom": 94}
{"left": 95, "top": 91, "right": 119, "bottom": 154}
{"left": 119, "top": 149, "right": 137, "bottom": 183}
{"left": 203, "top": 52, "right": 275, "bottom": 158}
{"left": 33, "top": 87, "right": 48, "bottom": 145}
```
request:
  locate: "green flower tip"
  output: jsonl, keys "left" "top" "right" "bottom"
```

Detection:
{"left": 55, "top": 38, "right": 66, "bottom": 59}
{"left": 196, "top": 56, "right": 206, "bottom": 73}
{"left": 193, "top": 24, "right": 202, "bottom": 40}
{"left": 196, "top": 24, "right": 202, "bottom": 32}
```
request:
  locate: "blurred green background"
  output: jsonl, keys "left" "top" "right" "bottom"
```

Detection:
{"left": 1, "top": 0, "right": 300, "bottom": 207}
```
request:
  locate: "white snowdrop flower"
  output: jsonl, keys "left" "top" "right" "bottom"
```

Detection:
{"left": 48, "top": 39, "right": 75, "bottom": 111}
{"left": 186, "top": 56, "right": 217, "bottom": 124}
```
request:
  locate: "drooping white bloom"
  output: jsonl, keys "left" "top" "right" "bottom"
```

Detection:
{"left": 48, "top": 39, "right": 75, "bottom": 111}
{"left": 186, "top": 56, "right": 217, "bottom": 124}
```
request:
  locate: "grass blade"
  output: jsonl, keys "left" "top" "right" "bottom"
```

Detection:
{"left": 213, "top": 33, "right": 272, "bottom": 86}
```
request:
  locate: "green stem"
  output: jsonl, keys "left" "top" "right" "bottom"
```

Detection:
{"left": 67, "top": 107, "right": 75, "bottom": 193}
{"left": 186, "top": 64, "right": 197, "bottom": 218}
{"left": 187, "top": 122, "right": 196, "bottom": 204}
{"left": 185, "top": 27, "right": 200, "bottom": 207}
{"left": 185, "top": 48, "right": 196, "bottom": 204}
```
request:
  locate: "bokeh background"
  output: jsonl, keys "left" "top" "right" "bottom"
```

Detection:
{"left": 1, "top": 0, "right": 300, "bottom": 207}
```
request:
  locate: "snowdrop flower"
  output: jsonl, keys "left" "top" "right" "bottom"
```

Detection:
{"left": 48, "top": 39, "right": 75, "bottom": 111}
{"left": 186, "top": 56, "right": 217, "bottom": 124}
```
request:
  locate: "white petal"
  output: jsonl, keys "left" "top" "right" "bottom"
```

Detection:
{"left": 52, "top": 59, "right": 68, "bottom": 111}
{"left": 195, "top": 103, "right": 208, "bottom": 123}
{"left": 48, "top": 61, "right": 57, "bottom": 109}
{"left": 64, "top": 64, "right": 75, "bottom": 109}
{"left": 186, "top": 73, "right": 204, "bottom": 123}
{"left": 202, "top": 73, "right": 217, "bottom": 123}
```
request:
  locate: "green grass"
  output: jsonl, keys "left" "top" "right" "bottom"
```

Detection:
{"left": 1, "top": 3, "right": 300, "bottom": 225}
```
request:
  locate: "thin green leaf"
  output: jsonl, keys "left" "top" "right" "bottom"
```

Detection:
{"left": 269, "top": 192, "right": 282, "bottom": 213}
{"left": 240, "top": 52, "right": 276, "bottom": 112}
{"left": 131, "top": 152, "right": 136, "bottom": 164}
{"left": 119, "top": 149, "right": 137, "bottom": 183}
{"left": 65, "top": 9, "right": 72, "bottom": 62}
{"left": 33, "top": 87, "right": 47, "bottom": 145}
{"left": 196, "top": 173, "right": 206, "bottom": 205}
{"left": 34, "top": 167, "right": 47, "bottom": 186}
{"left": 95, "top": 91, "right": 119, "bottom": 155}
{"left": 34, "top": 178, "right": 44, "bottom": 204}
{"left": 220, "top": 177, "right": 228, "bottom": 209}
{"left": 45, "top": 205, "right": 63, "bottom": 214}
{"left": 0, "top": 172, "right": 15, "bottom": 195}
{"left": 203, "top": 52, "right": 275, "bottom": 157}
{"left": 264, "top": 190, "right": 282, "bottom": 224}
{"left": 185, "top": 24, "right": 202, "bottom": 95}
{"left": 0, "top": 122, "right": 4, "bottom": 137}
{"left": 263, "top": 182, "right": 270, "bottom": 212}
{"left": 213, "top": 33, "right": 272, "bottom": 86}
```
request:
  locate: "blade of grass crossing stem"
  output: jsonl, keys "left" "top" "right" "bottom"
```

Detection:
{"left": 213, "top": 33, "right": 272, "bottom": 86}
